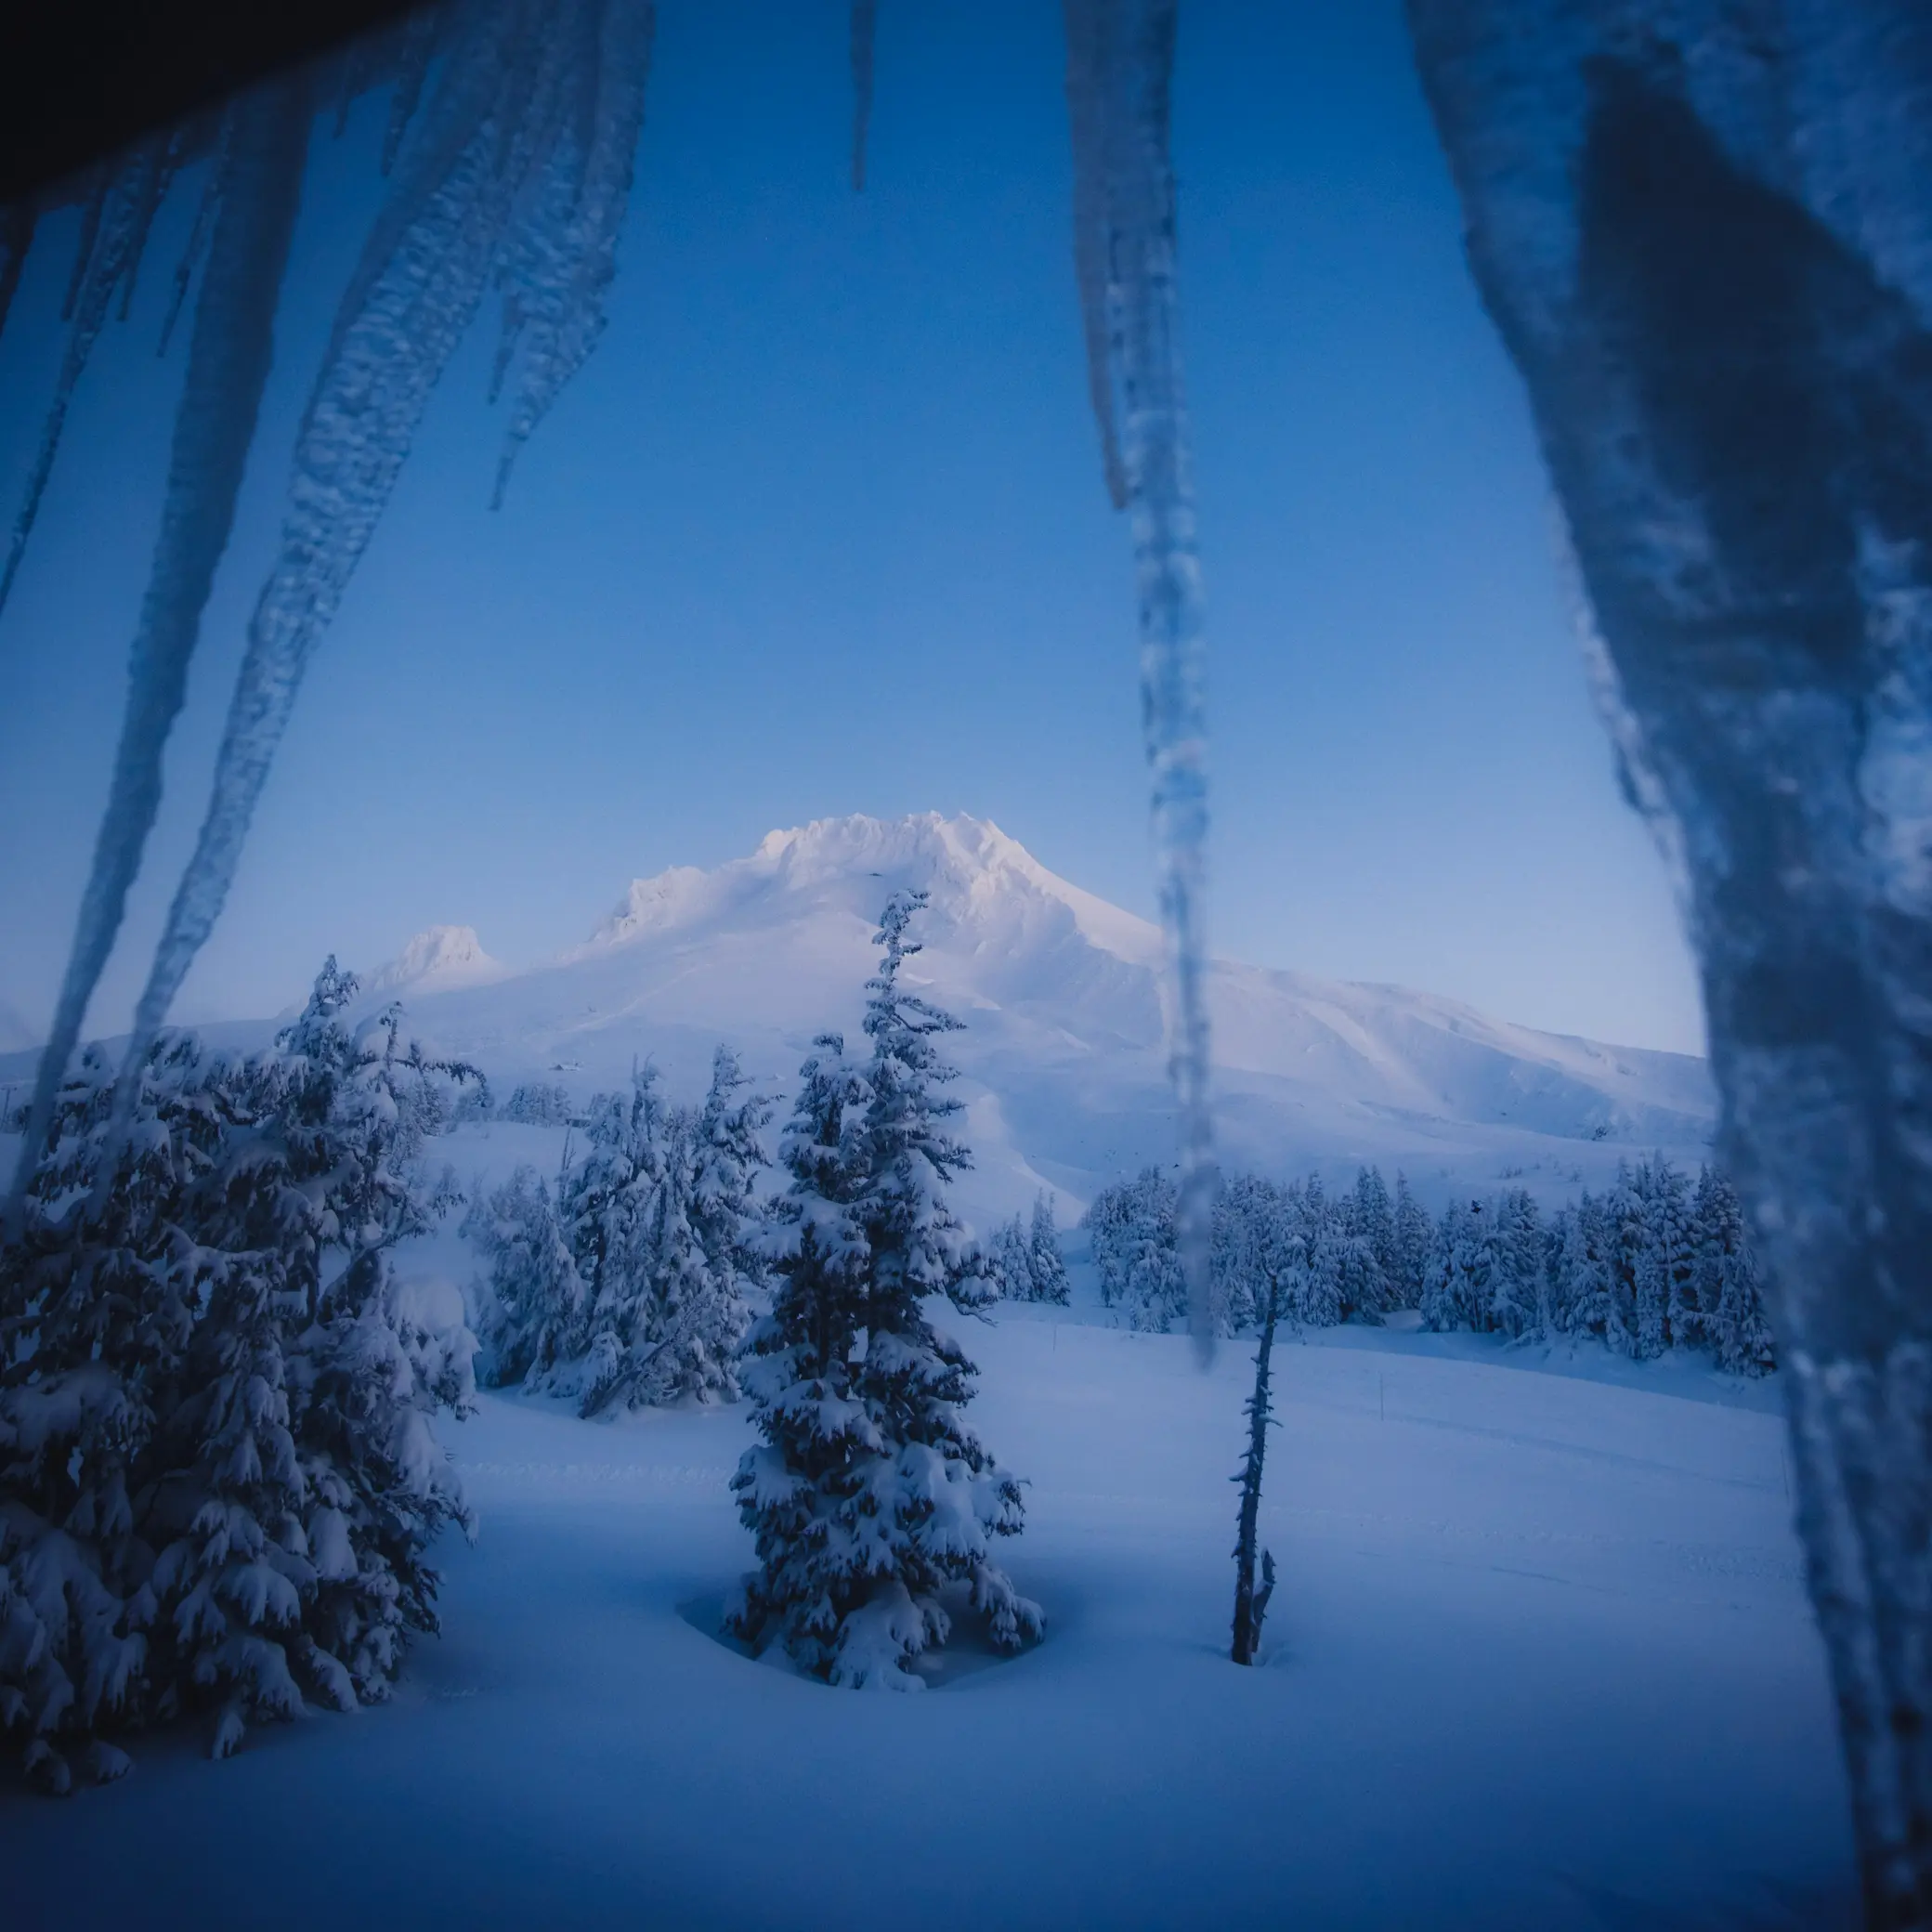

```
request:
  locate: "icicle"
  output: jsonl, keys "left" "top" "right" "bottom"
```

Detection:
{"left": 1405, "top": 2, "right": 1932, "bottom": 1915}
{"left": 122, "top": 0, "right": 656, "bottom": 1087}
{"left": 158, "top": 114, "right": 235, "bottom": 358}
{"left": 0, "top": 138, "right": 170, "bottom": 622}
{"left": 6, "top": 77, "right": 311, "bottom": 1226}
{"left": 1063, "top": 0, "right": 1214, "bottom": 1360}
{"left": 114, "top": 130, "right": 185, "bottom": 322}
{"left": 383, "top": 7, "right": 447, "bottom": 176}
{"left": 1062, "top": 0, "right": 1129, "bottom": 509}
{"left": 850, "top": 1, "right": 878, "bottom": 192}
{"left": 60, "top": 165, "right": 110, "bottom": 322}
{"left": 490, "top": 0, "right": 656, "bottom": 508}
{"left": 0, "top": 203, "right": 33, "bottom": 346}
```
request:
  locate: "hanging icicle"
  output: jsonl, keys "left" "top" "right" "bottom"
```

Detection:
{"left": 0, "top": 137, "right": 173, "bottom": 621}
{"left": 157, "top": 112, "right": 235, "bottom": 356}
{"left": 384, "top": 7, "right": 448, "bottom": 176}
{"left": 1063, "top": 0, "right": 1216, "bottom": 1360}
{"left": 0, "top": 203, "right": 33, "bottom": 346}
{"left": 850, "top": 1, "right": 879, "bottom": 193}
{"left": 113, "top": 0, "right": 658, "bottom": 1101}
{"left": 5, "top": 74, "right": 313, "bottom": 1226}
{"left": 491, "top": 0, "right": 656, "bottom": 506}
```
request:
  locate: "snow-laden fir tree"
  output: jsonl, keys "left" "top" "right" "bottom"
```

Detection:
{"left": 730, "top": 893, "right": 1041, "bottom": 1688}
{"left": 1486, "top": 1189, "right": 1546, "bottom": 1338}
{"left": 466, "top": 1163, "right": 584, "bottom": 1389}
{"left": 0, "top": 962, "right": 478, "bottom": 1786}
{"left": 1087, "top": 1167, "right": 1186, "bottom": 1330}
{"left": 1391, "top": 1171, "right": 1432, "bottom": 1309}
{"left": 1694, "top": 1168, "right": 1775, "bottom": 1378}
{"left": 1026, "top": 1193, "right": 1070, "bottom": 1305}
{"left": 989, "top": 1212, "right": 1038, "bottom": 1302}
{"left": 594, "top": 1051, "right": 772, "bottom": 1412}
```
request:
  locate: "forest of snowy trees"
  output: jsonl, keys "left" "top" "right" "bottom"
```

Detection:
{"left": 1087, "top": 1159, "right": 1775, "bottom": 1377}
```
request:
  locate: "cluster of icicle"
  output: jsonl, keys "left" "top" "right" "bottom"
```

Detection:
{"left": 1, "top": 0, "right": 1217, "bottom": 1372}
{"left": 1063, "top": 0, "right": 1217, "bottom": 1360}
{"left": 2, "top": 0, "right": 660, "bottom": 1221}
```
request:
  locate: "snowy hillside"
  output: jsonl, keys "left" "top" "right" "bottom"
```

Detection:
{"left": 0, "top": 814, "right": 1715, "bottom": 1223}
{"left": 346, "top": 813, "right": 1714, "bottom": 1221}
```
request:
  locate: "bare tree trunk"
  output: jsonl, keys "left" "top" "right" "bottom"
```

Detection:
{"left": 1406, "top": 5, "right": 1932, "bottom": 1924}
{"left": 1231, "top": 1284, "right": 1279, "bottom": 1665}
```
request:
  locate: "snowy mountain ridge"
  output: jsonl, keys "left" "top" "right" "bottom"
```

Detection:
{"left": 364, "top": 923, "right": 510, "bottom": 997}
{"left": 350, "top": 812, "right": 1714, "bottom": 1222}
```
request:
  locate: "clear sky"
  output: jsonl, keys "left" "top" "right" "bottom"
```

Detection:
{"left": 0, "top": 0, "right": 1704, "bottom": 1055}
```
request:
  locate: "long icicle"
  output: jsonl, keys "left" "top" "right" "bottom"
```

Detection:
{"left": 492, "top": 0, "right": 656, "bottom": 506}
{"left": 0, "top": 139, "right": 170, "bottom": 621}
{"left": 120, "top": 0, "right": 652, "bottom": 1090}
{"left": 1064, "top": 0, "right": 1215, "bottom": 1358}
{"left": 157, "top": 112, "right": 235, "bottom": 357}
{"left": 5, "top": 76, "right": 311, "bottom": 1226}
{"left": 850, "top": 1, "right": 879, "bottom": 193}
{"left": 1063, "top": 0, "right": 1129, "bottom": 510}
{"left": 0, "top": 202, "right": 33, "bottom": 346}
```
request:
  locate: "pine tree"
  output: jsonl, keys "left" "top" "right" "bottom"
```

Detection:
{"left": 1696, "top": 1168, "right": 1776, "bottom": 1376}
{"left": 1295, "top": 1176, "right": 1344, "bottom": 1327}
{"left": 1351, "top": 1166, "right": 1396, "bottom": 1310}
{"left": 992, "top": 1213, "right": 1037, "bottom": 1302}
{"left": 0, "top": 963, "right": 479, "bottom": 1782}
{"left": 730, "top": 894, "right": 1040, "bottom": 1688}
{"left": 1026, "top": 1193, "right": 1071, "bottom": 1305}
{"left": 466, "top": 1163, "right": 584, "bottom": 1387}
{"left": 1391, "top": 1171, "right": 1432, "bottom": 1308}
{"left": 1423, "top": 1198, "right": 1490, "bottom": 1332}
{"left": 1486, "top": 1188, "right": 1545, "bottom": 1338}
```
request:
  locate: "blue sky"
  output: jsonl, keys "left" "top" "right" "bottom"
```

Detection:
{"left": 0, "top": 0, "right": 1704, "bottom": 1054}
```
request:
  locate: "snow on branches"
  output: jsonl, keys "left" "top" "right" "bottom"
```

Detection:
{"left": 729, "top": 892, "right": 1041, "bottom": 1688}
{"left": 0, "top": 962, "right": 479, "bottom": 1787}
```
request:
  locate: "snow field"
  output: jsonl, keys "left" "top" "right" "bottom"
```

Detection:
{"left": 2, "top": 1312, "right": 1856, "bottom": 1929}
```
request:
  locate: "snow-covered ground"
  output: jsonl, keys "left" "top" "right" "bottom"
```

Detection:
{"left": 1, "top": 1302, "right": 1854, "bottom": 1929}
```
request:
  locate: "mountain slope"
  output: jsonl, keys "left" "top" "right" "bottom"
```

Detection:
{"left": 359, "top": 813, "right": 1713, "bottom": 1222}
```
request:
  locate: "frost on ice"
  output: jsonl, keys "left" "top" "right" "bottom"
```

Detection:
{"left": 1063, "top": 0, "right": 1216, "bottom": 1359}
{"left": 1406, "top": 2, "right": 1932, "bottom": 1918}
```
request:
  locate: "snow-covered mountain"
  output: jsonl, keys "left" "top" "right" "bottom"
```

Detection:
{"left": 355, "top": 813, "right": 1714, "bottom": 1222}
{"left": 362, "top": 924, "right": 509, "bottom": 999}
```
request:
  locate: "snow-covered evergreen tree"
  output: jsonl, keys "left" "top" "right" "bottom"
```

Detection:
{"left": 1695, "top": 1168, "right": 1775, "bottom": 1377}
{"left": 990, "top": 1213, "right": 1037, "bottom": 1302}
{"left": 1422, "top": 1198, "right": 1488, "bottom": 1332}
{"left": 0, "top": 962, "right": 478, "bottom": 1784}
{"left": 730, "top": 893, "right": 1040, "bottom": 1688}
{"left": 1391, "top": 1171, "right": 1431, "bottom": 1308}
{"left": 1486, "top": 1188, "right": 1545, "bottom": 1338}
{"left": 1026, "top": 1193, "right": 1071, "bottom": 1305}
{"left": 466, "top": 1163, "right": 584, "bottom": 1388}
{"left": 1350, "top": 1166, "right": 1396, "bottom": 1306}
{"left": 500, "top": 1082, "right": 574, "bottom": 1127}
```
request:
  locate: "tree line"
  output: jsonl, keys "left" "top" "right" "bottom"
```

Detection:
{"left": 1085, "top": 1156, "right": 1775, "bottom": 1377}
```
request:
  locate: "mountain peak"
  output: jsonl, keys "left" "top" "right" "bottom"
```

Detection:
{"left": 571, "top": 812, "right": 1159, "bottom": 964}
{"left": 365, "top": 924, "right": 508, "bottom": 998}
